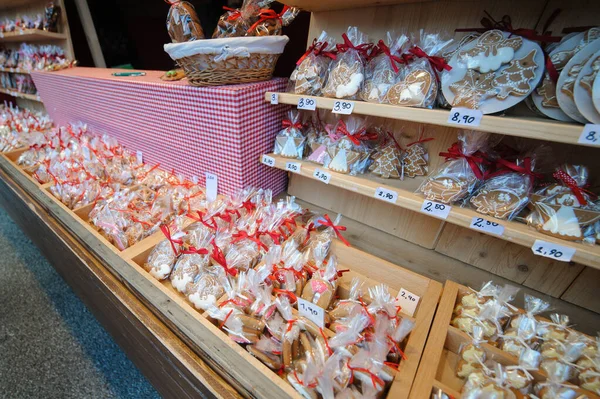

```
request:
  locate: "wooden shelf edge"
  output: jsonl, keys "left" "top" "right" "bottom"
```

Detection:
{"left": 265, "top": 92, "right": 593, "bottom": 148}
{"left": 0, "top": 29, "right": 67, "bottom": 42}
{"left": 0, "top": 67, "right": 30, "bottom": 74}
{"left": 262, "top": 154, "right": 600, "bottom": 269}
{"left": 0, "top": 87, "right": 41, "bottom": 102}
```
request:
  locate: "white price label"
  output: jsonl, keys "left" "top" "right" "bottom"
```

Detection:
{"left": 420, "top": 200, "right": 451, "bottom": 219}
{"left": 297, "top": 97, "right": 317, "bottom": 111}
{"left": 469, "top": 216, "right": 505, "bottom": 236}
{"left": 374, "top": 187, "right": 398, "bottom": 204}
{"left": 395, "top": 288, "right": 420, "bottom": 317}
{"left": 285, "top": 161, "right": 301, "bottom": 173}
{"left": 332, "top": 100, "right": 355, "bottom": 115}
{"left": 270, "top": 93, "right": 279, "bottom": 105}
{"left": 579, "top": 124, "right": 600, "bottom": 146}
{"left": 205, "top": 172, "right": 218, "bottom": 202}
{"left": 261, "top": 154, "right": 275, "bottom": 167}
{"left": 531, "top": 239, "right": 575, "bottom": 262}
{"left": 136, "top": 150, "right": 143, "bottom": 165}
{"left": 313, "top": 168, "right": 331, "bottom": 184}
{"left": 448, "top": 107, "right": 483, "bottom": 127}
{"left": 297, "top": 297, "right": 325, "bottom": 328}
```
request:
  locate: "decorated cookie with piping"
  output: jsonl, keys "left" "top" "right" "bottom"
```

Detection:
{"left": 574, "top": 50, "right": 600, "bottom": 124}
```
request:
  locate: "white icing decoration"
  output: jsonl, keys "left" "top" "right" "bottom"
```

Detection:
{"left": 150, "top": 263, "right": 172, "bottom": 280}
{"left": 335, "top": 73, "right": 364, "bottom": 98}
{"left": 188, "top": 293, "right": 217, "bottom": 310}
{"left": 466, "top": 47, "right": 516, "bottom": 73}
{"left": 171, "top": 273, "right": 193, "bottom": 293}
{"left": 281, "top": 137, "right": 299, "bottom": 157}
{"left": 328, "top": 149, "right": 349, "bottom": 173}
{"left": 542, "top": 206, "right": 582, "bottom": 238}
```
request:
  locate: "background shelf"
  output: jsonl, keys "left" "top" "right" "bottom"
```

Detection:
{"left": 0, "top": 67, "right": 29, "bottom": 74}
{"left": 0, "top": 29, "right": 67, "bottom": 42}
{"left": 0, "top": 87, "right": 40, "bottom": 101}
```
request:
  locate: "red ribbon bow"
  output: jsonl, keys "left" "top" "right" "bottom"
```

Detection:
{"left": 346, "top": 360, "right": 385, "bottom": 389}
{"left": 336, "top": 33, "right": 373, "bottom": 59}
{"left": 160, "top": 224, "right": 183, "bottom": 256}
{"left": 439, "top": 143, "right": 487, "bottom": 180}
{"left": 211, "top": 243, "right": 238, "bottom": 277}
{"left": 489, "top": 157, "right": 542, "bottom": 186}
{"left": 187, "top": 210, "right": 218, "bottom": 230}
{"left": 553, "top": 170, "right": 597, "bottom": 206}
{"left": 335, "top": 120, "right": 376, "bottom": 146}
{"left": 408, "top": 46, "right": 452, "bottom": 72}
{"left": 320, "top": 214, "right": 350, "bottom": 247}
{"left": 180, "top": 246, "right": 210, "bottom": 255}
{"left": 377, "top": 40, "right": 404, "bottom": 74}
{"left": 240, "top": 200, "right": 256, "bottom": 213}
{"left": 258, "top": 230, "right": 282, "bottom": 245}
{"left": 296, "top": 38, "right": 337, "bottom": 66}
{"left": 222, "top": 6, "right": 242, "bottom": 21}
{"left": 282, "top": 119, "right": 303, "bottom": 131}
{"left": 247, "top": 6, "right": 289, "bottom": 33}
{"left": 232, "top": 230, "right": 268, "bottom": 251}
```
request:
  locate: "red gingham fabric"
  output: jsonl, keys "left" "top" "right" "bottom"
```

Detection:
{"left": 31, "top": 67, "right": 288, "bottom": 196}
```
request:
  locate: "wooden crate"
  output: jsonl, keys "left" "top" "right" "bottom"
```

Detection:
{"left": 411, "top": 281, "right": 600, "bottom": 399}
{"left": 0, "top": 149, "right": 443, "bottom": 399}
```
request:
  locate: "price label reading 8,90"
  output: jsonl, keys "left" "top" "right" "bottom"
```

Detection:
{"left": 332, "top": 100, "right": 355, "bottom": 115}
{"left": 579, "top": 124, "right": 600, "bottom": 146}
{"left": 420, "top": 199, "right": 451, "bottom": 219}
{"left": 448, "top": 107, "right": 483, "bottom": 127}
{"left": 261, "top": 154, "right": 275, "bottom": 167}
{"left": 297, "top": 97, "right": 317, "bottom": 111}
{"left": 531, "top": 239, "right": 576, "bottom": 262}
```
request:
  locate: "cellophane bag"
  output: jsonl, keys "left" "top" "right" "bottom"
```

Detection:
{"left": 368, "top": 128, "right": 403, "bottom": 179}
{"left": 288, "top": 31, "right": 337, "bottom": 96}
{"left": 360, "top": 33, "right": 410, "bottom": 103}
{"left": 526, "top": 164, "right": 600, "bottom": 243}
{"left": 385, "top": 30, "right": 452, "bottom": 108}
{"left": 470, "top": 149, "right": 544, "bottom": 221}
{"left": 322, "top": 26, "right": 370, "bottom": 99}
{"left": 419, "top": 131, "right": 494, "bottom": 204}
{"left": 247, "top": 5, "right": 299, "bottom": 37}
{"left": 325, "top": 116, "right": 371, "bottom": 175}
{"left": 43, "top": 1, "right": 61, "bottom": 32}
{"left": 212, "top": 0, "right": 271, "bottom": 38}
{"left": 166, "top": 0, "right": 205, "bottom": 43}
{"left": 305, "top": 110, "right": 335, "bottom": 165}
{"left": 273, "top": 110, "right": 305, "bottom": 159}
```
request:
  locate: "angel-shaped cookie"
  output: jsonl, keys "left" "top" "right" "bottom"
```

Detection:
{"left": 458, "top": 30, "right": 522, "bottom": 73}
{"left": 275, "top": 135, "right": 305, "bottom": 158}
{"left": 326, "top": 137, "right": 359, "bottom": 174}
{"left": 386, "top": 69, "right": 435, "bottom": 107}
{"left": 323, "top": 62, "right": 364, "bottom": 99}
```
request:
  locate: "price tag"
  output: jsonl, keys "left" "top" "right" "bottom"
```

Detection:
{"left": 270, "top": 93, "right": 279, "bottom": 105}
{"left": 448, "top": 107, "right": 483, "bottom": 127}
{"left": 261, "top": 154, "right": 275, "bottom": 167}
{"left": 332, "top": 100, "right": 355, "bottom": 115}
{"left": 136, "top": 150, "right": 143, "bottom": 165}
{"left": 579, "top": 124, "right": 600, "bottom": 146}
{"left": 297, "top": 97, "right": 317, "bottom": 111}
{"left": 205, "top": 172, "right": 218, "bottom": 202}
{"left": 191, "top": 175, "right": 198, "bottom": 184}
{"left": 531, "top": 239, "right": 575, "bottom": 262}
{"left": 374, "top": 187, "right": 398, "bottom": 204}
{"left": 469, "top": 216, "right": 505, "bottom": 236}
{"left": 285, "top": 161, "right": 301, "bottom": 173}
{"left": 420, "top": 199, "right": 451, "bottom": 219}
{"left": 395, "top": 288, "right": 420, "bottom": 317}
{"left": 297, "top": 297, "right": 325, "bottom": 328}
{"left": 313, "top": 168, "right": 331, "bottom": 184}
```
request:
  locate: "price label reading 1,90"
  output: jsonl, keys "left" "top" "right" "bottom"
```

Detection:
{"left": 297, "top": 97, "right": 317, "bottom": 111}
{"left": 332, "top": 100, "right": 355, "bottom": 115}
{"left": 448, "top": 107, "right": 483, "bottom": 127}
{"left": 469, "top": 216, "right": 505, "bottom": 236}
{"left": 297, "top": 297, "right": 325, "bottom": 328}
{"left": 420, "top": 199, "right": 451, "bottom": 219}
{"left": 313, "top": 168, "right": 331, "bottom": 184}
{"left": 531, "top": 239, "right": 576, "bottom": 262}
{"left": 285, "top": 161, "right": 301, "bottom": 173}
{"left": 579, "top": 124, "right": 600, "bottom": 146}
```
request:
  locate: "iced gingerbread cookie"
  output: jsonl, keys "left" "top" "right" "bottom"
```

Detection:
{"left": 326, "top": 137, "right": 360, "bottom": 174}
{"left": 144, "top": 239, "right": 178, "bottom": 280}
{"left": 421, "top": 175, "right": 475, "bottom": 204}
{"left": 323, "top": 62, "right": 364, "bottom": 99}
{"left": 386, "top": 69, "right": 435, "bottom": 107}
{"left": 402, "top": 143, "right": 428, "bottom": 178}
{"left": 449, "top": 69, "right": 495, "bottom": 109}
{"left": 369, "top": 143, "right": 402, "bottom": 179}
{"left": 470, "top": 174, "right": 531, "bottom": 220}
{"left": 458, "top": 30, "right": 523, "bottom": 73}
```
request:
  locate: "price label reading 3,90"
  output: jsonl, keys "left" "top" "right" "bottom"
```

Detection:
{"left": 332, "top": 100, "right": 355, "bottom": 115}
{"left": 297, "top": 97, "right": 317, "bottom": 111}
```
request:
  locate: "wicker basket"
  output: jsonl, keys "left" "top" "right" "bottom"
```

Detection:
{"left": 164, "top": 36, "right": 289, "bottom": 87}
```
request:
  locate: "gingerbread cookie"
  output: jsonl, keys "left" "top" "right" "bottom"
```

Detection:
{"left": 402, "top": 143, "right": 428, "bottom": 178}
{"left": 160, "top": 69, "right": 185, "bottom": 81}
{"left": 166, "top": 1, "right": 204, "bottom": 43}
{"left": 580, "top": 55, "right": 600, "bottom": 95}
{"left": 493, "top": 49, "right": 538, "bottom": 99}
{"left": 458, "top": 30, "right": 522, "bottom": 73}
{"left": 326, "top": 137, "right": 360, "bottom": 174}
{"left": 449, "top": 69, "right": 495, "bottom": 109}
{"left": 323, "top": 62, "right": 364, "bottom": 99}
{"left": 470, "top": 174, "right": 531, "bottom": 220}
{"left": 386, "top": 69, "right": 435, "bottom": 107}
{"left": 369, "top": 144, "right": 401, "bottom": 179}
{"left": 420, "top": 176, "right": 473, "bottom": 203}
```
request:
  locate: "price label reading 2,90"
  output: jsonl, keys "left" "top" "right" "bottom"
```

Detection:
{"left": 447, "top": 107, "right": 483, "bottom": 127}
{"left": 531, "top": 239, "right": 576, "bottom": 262}
{"left": 313, "top": 168, "right": 331, "bottom": 184}
{"left": 297, "top": 97, "right": 317, "bottom": 111}
{"left": 285, "top": 161, "right": 301, "bottom": 173}
{"left": 374, "top": 187, "right": 398, "bottom": 204}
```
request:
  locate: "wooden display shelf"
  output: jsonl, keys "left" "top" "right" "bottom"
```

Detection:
{"left": 0, "top": 148, "right": 443, "bottom": 399}
{"left": 261, "top": 153, "right": 600, "bottom": 269}
{"left": 0, "top": 67, "right": 29, "bottom": 74}
{"left": 411, "top": 281, "right": 600, "bottom": 399}
{"left": 277, "top": 0, "right": 434, "bottom": 12}
{"left": 0, "top": 87, "right": 40, "bottom": 101}
{"left": 265, "top": 92, "right": 593, "bottom": 147}
{"left": 0, "top": 29, "right": 67, "bottom": 42}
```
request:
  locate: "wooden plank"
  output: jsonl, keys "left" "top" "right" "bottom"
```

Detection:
{"left": 561, "top": 267, "right": 600, "bottom": 314}
{"left": 0, "top": 87, "right": 42, "bottom": 102}
{"left": 266, "top": 92, "right": 591, "bottom": 147}
{"left": 0, "top": 167, "right": 240, "bottom": 399}
{"left": 0, "top": 29, "right": 67, "bottom": 42}
{"left": 266, "top": 154, "right": 600, "bottom": 268}
{"left": 435, "top": 224, "right": 585, "bottom": 297}
{"left": 291, "top": 195, "right": 600, "bottom": 334}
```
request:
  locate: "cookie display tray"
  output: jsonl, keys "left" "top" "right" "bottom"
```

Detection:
{"left": 261, "top": 153, "right": 600, "bottom": 269}
{"left": 411, "top": 280, "right": 600, "bottom": 399}
{"left": 265, "top": 92, "right": 594, "bottom": 147}
{"left": 0, "top": 148, "right": 443, "bottom": 399}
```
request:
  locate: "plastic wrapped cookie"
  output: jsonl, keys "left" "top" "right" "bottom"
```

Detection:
{"left": 171, "top": 252, "right": 210, "bottom": 294}
{"left": 289, "top": 31, "right": 337, "bottom": 96}
{"left": 166, "top": 0, "right": 204, "bottom": 42}
{"left": 273, "top": 110, "right": 306, "bottom": 159}
{"left": 144, "top": 238, "right": 179, "bottom": 280}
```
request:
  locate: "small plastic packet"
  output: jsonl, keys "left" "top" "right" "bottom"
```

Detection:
{"left": 534, "top": 362, "right": 578, "bottom": 399}
{"left": 471, "top": 152, "right": 543, "bottom": 221}
{"left": 273, "top": 110, "right": 305, "bottom": 159}
{"left": 322, "top": 27, "right": 372, "bottom": 99}
{"left": 187, "top": 266, "right": 227, "bottom": 311}
{"left": 325, "top": 116, "right": 372, "bottom": 175}
{"left": 507, "top": 294, "right": 551, "bottom": 342}
{"left": 360, "top": 33, "right": 410, "bottom": 103}
{"left": 457, "top": 326, "right": 486, "bottom": 378}
{"left": 289, "top": 31, "right": 338, "bottom": 96}
{"left": 462, "top": 363, "right": 516, "bottom": 399}
{"left": 165, "top": 0, "right": 204, "bottom": 43}
{"left": 246, "top": 5, "right": 299, "bottom": 37}
{"left": 144, "top": 224, "right": 185, "bottom": 280}
{"left": 419, "top": 131, "right": 494, "bottom": 204}
{"left": 385, "top": 30, "right": 452, "bottom": 108}
{"left": 43, "top": 1, "right": 61, "bottom": 32}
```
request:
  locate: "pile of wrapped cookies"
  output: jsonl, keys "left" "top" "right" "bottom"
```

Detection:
{"left": 0, "top": 104, "right": 51, "bottom": 152}
{"left": 289, "top": 25, "right": 600, "bottom": 124}
{"left": 0, "top": 1, "right": 61, "bottom": 33}
{"left": 165, "top": 0, "right": 299, "bottom": 43}
{"left": 0, "top": 43, "right": 72, "bottom": 72}
{"left": 143, "top": 191, "right": 415, "bottom": 398}
{"left": 452, "top": 281, "right": 600, "bottom": 398}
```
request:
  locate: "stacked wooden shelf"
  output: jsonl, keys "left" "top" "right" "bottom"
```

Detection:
{"left": 0, "top": 87, "right": 40, "bottom": 101}
{"left": 0, "top": 67, "right": 30, "bottom": 74}
{"left": 0, "top": 146, "right": 443, "bottom": 399}
{"left": 0, "top": 29, "right": 67, "bottom": 42}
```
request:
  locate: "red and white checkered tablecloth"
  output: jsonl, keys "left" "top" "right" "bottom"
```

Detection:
{"left": 31, "top": 67, "right": 288, "bottom": 196}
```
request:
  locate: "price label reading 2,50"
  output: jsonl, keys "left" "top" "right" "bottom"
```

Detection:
{"left": 469, "top": 216, "right": 505, "bottom": 236}
{"left": 297, "top": 97, "right": 317, "bottom": 111}
{"left": 579, "top": 124, "right": 600, "bottom": 146}
{"left": 332, "top": 100, "right": 355, "bottom": 115}
{"left": 531, "top": 239, "right": 576, "bottom": 262}
{"left": 447, "top": 107, "right": 483, "bottom": 127}
{"left": 420, "top": 200, "right": 451, "bottom": 219}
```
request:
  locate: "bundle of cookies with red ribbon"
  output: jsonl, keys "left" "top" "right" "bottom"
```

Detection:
{"left": 419, "top": 131, "right": 600, "bottom": 244}
{"left": 272, "top": 110, "right": 433, "bottom": 180}
{"left": 0, "top": 104, "right": 51, "bottom": 153}
{"left": 142, "top": 191, "right": 417, "bottom": 398}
